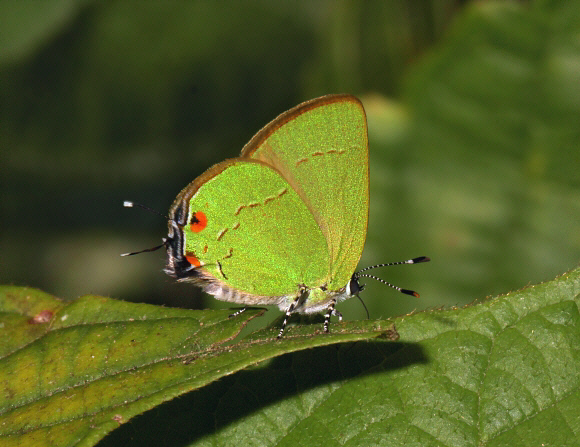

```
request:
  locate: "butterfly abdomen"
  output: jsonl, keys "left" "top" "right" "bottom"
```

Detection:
{"left": 203, "top": 279, "right": 291, "bottom": 308}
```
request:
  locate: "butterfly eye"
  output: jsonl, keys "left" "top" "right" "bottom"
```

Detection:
{"left": 190, "top": 211, "right": 207, "bottom": 233}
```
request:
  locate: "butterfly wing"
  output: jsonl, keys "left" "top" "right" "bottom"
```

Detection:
{"left": 177, "top": 159, "right": 330, "bottom": 299}
{"left": 241, "top": 95, "right": 369, "bottom": 291}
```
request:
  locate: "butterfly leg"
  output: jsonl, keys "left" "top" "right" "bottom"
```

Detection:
{"left": 323, "top": 299, "right": 342, "bottom": 333}
{"left": 229, "top": 307, "right": 246, "bottom": 318}
{"left": 278, "top": 295, "right": 301, "bottom": 339}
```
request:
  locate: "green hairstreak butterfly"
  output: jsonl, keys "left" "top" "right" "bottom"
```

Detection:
{"left": 125, "top": 94, "right": 429, "bottom": 337}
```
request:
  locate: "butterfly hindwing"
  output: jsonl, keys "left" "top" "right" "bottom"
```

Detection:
{"left": 241, "top": 95, "right": 369, "bottom": 291}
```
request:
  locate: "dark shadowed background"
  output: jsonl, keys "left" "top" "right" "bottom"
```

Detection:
{"left": 2, "top": 1, "right": 579, "bottom": 328}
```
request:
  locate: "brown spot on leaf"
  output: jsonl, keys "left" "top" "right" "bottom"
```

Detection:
{"left": 28, "top": 310, "right": 54, "bottom": 324}
{"left": 113, "top": 414, "right": 123, "bottom": 423}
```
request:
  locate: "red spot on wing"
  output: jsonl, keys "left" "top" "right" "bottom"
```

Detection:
{"left": 186, "top": 255, "right": 202, "bottom": 267}
{"left": 190, "top": 211, "right": 207, "bottom": 233}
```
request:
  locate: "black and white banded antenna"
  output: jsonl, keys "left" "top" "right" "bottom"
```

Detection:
{"left": 120, "top": 201, "right": 167, "bottom": 257}
{"left": 354, "top": 256, "right": 430, "bottom": 298}
{"left": 123, "top": 201, "right": 166, "bottom": 218}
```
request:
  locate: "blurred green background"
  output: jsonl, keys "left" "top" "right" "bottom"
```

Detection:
{"left": 1, "top": 0, "right": 579, "bottom": 325}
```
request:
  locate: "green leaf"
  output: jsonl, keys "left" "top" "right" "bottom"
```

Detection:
{"left": 2, "top": 267, "right": 579, "bottom": 446}
{"left": 104, "top": 267, "right": 579, "bottom": 447}
{"left": 0, "top": 286, "right": 398, "bottom": 447}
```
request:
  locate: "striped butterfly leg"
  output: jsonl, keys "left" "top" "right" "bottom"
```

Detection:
{"left": 324, "top": 298, "right": 342, "bottom": 333}
{"left": 277, "top": 295, "right": 301, "bottom": 339}
{"left": 277, "top": 285, "right": 311, "bottom": 339}
{"left": 229, "top": 307, "right": 247, "bottom": 318}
